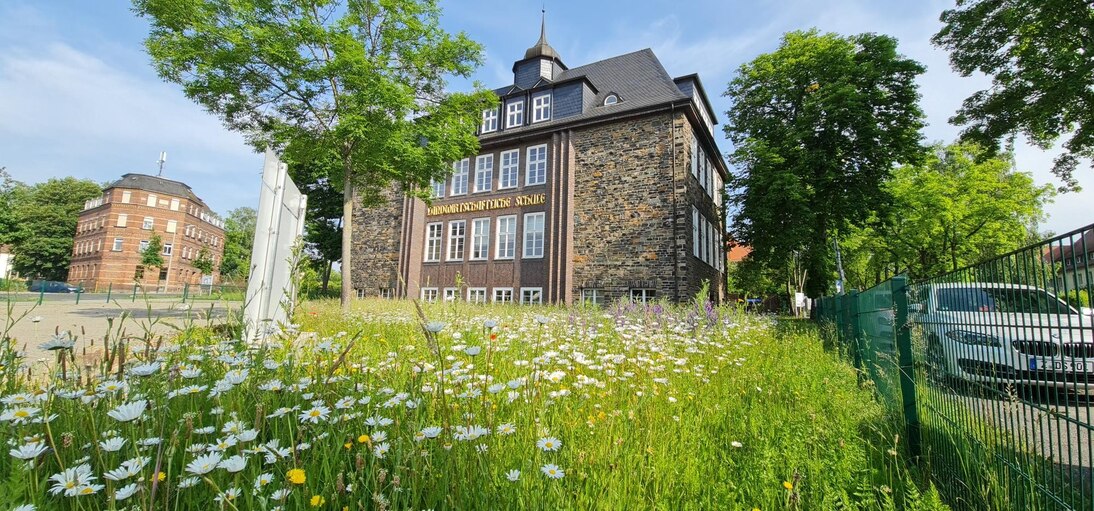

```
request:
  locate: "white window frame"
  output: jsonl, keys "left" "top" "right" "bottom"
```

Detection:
{"left": 506, "top": 100, "right": 524, "bottom": 128}
{"left": 470, "top": 217, "right": 490, "bottom": 261}
{"left": 630, "top": 289, "right": 656, "bottom": 303}
{"left": 425, "top": 222, "right": 443, "bottom": 262}
{"left": 691, "top": 138, "right": 700, "bottom": 178}
{"left": 532, "top": 93, "right": 551, "bottom": 122}
{"left": 451, "top": 159, "right": 469, "bottom": 196}
{"left": 525, "top": 145, "right": 547, "bottom": 186}
{"left": 163, "top": 243, "right": 173, "bottom": 256}
{"left": 170, "top": 198, "right": 180, "bottom": 211}
{"left": 138, "top": 240, "right": 150, "bottom": 252}
{"left": 166, "top": 220, "right": 177, "bottom": 233}
{"left": 142, "top": 217, "right": 154, "bottom": 230}
{"left": 481, "top": 108, "right": 498, "bottom": 133}
{"left": 496, "top": 215, "right": 516, "bottom": 260}
{"left": 147, "top": 194, "right": 157, "bottom": 207}
{"left": 581, "top": 288, "right": 602, "bottom": 306}
{"left": 692, "top": 207, "right": 701, "bottom": 260}
{"left": 520, "top": 287, "right": 543, "bottom": 305}
{"left": 112, "top": 238, "right": 123, "bottom": 252}
{"left": 421, "top": 287, "right": 439, "bottom": 303}
{"left": 500, "top": 149, "right": 519, "bottom": 189}
{"left": 467, "top": 287, "right": 487, "bottom": 304}
{"left": 493, "top": 287, "right": 514, "bottom": 304}
{"left": 117, "top": 213, "right": 128, "bottom": 228}
{"left": 522, "top": 212, "right": 545, "bottom": 259}
{"left": 443, "top": 287, "right": 459, "bottom": 302}
{"left": 121, "top": 191, "right": 131, "bottom": 203}
{"left": 474, "top": 154, "right": 493, "bottom": 193}
{"left": 447, "top": 220, "right": 466, "bottom": 261}
{"left": 431, "top": 178, "right": 445, "bottom": 199}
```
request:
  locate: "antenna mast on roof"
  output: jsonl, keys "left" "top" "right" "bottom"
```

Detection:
{"left": 157, "top": 151, "right": 167, "bottom": 177}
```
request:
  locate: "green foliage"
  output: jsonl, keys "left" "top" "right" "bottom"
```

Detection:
{"left": 284, "top": 142, "right": 344, "bottom": 293}
{"left": 9, "top": 177, "right": 101, "bottom": 281}
{"left": 841, "top": 142, "right": 1054, "bottom": 286}
{"left": 933, "top": 0, "right": 1094, "bottom": 191}
{"left": 140, "top": 232, "right": 165, "bottom": 270}
{"left": 0, "top": 168, "right": 27, "bottom": 247}
{"left": 191, "top": 245, "right": 215, "bottom": 275}
{"left": 219, "top": 207, "right": 256, "bottom": 279}
{"left": 133, "top": 0, "right": 498, "bottom": 307}
{"left": 724, "top": 29, "right": 926, "bottom": 297}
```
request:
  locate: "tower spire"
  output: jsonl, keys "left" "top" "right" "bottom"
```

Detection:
{"left": 538, "top": 6, "right": 547, "bottom": 45}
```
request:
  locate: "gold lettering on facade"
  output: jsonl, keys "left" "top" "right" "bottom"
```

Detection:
{"left": 427, "top": 194, "right": 545, "bottom": 216}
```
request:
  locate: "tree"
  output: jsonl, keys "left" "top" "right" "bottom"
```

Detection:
{"left": 10, "top": 177, "right": 101, "bottom": 281}
{"left": 192, "top": 245, "right": 215, "bottom": 275}
{"left": 933, "top": 0, "right": 1094, "bottom": 191}
{"left": 284, "top": 144, "right": 344, "bottom": 294}
{"left": 141, "top": 233, "right": 166, "bottom": 275}
{"left": 879, "top": 142, "right": 1053, "bottom": 278}
{"left": 134, "top": 0, "right": 496, "bottom": 309}
{"left": 220, "top": 207, "right": 257, "bottom": 280}
{"left": 0, "top": 168, "right": 27, "bottom": 247}
{"left": 724, "top": 30, "right": 926, "bottom": 297}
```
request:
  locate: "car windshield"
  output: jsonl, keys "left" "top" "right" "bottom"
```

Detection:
{"left": 936, "top": 287, "right": 1076, "bottom": 315}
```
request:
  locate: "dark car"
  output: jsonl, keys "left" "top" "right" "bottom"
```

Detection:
{"left": 27, "top": 280, "right": 81, "bottom": 293}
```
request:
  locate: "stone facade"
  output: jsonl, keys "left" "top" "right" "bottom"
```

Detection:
{"left": 350, "top": 186, "right": 405, "bottom": 296}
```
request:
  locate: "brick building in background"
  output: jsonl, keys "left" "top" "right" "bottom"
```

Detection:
{"left": 68, "top": 174, "right": 225, "bottom": 292}
{"left": 352, "top": 19, "right": 728, "bottom": 305}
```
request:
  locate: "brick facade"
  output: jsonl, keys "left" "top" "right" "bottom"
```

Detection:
{"left": 67, "top": 175, "right": 225, "bottom": 292}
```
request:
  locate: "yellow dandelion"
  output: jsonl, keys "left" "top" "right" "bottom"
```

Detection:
{"left": 287, "top": 468, "right": 306, "bottom": 485}
{"left": 343, "top": 442, "right": 352, "bottom": 449}
{"left": 357, "top": 434, "right": 370, "bottom": 444}
{"left": 157, "top": 471, "right": 166, "bottom": 482}
{"left": 310, "top": 495, "right": 325, "bottom": 507}
{"left": 783, "top": 481, "right": 793, "bottom": 491}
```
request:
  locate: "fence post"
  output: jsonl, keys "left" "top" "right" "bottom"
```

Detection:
{"left": 106, "top": 282, "right": 112, "bottom": 303}
{"left": 848, "top": 290, "right": 862, "bottom": 372}
{"left": 37, "top": 284, "right": 44, "bottom": 306}
{"left": 183, "top": 283, "right": 189, "bottom": 304}
{"left": 131, "top": 284, "right": 138, "bottom": 302}
{"left": 891, "top": 275, "right": 922, "bottom": 459}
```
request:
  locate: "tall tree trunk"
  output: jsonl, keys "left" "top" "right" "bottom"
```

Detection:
{"left": 321, "top": 260, "right": 332, "bottom": 294}
{"left": 340, "top": 162, "right": 354, "bottom": 309}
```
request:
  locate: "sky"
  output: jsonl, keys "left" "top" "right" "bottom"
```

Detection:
{"left": 0, "top": 0, "right": 1090, "bottom": 236}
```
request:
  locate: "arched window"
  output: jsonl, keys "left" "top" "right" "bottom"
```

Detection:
{"left": 603, "top": 94, "right": 620, "bottom": 106}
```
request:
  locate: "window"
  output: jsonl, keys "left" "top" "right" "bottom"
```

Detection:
{"left": 112, "top": 238, "right": 123, "bottom": 251}
{"left": 117, "top": 214, "right": 128, "bottom": 228}
{"left": 496, "top": 215, "right": 517, "bottom": 259}
{"left": 474, "top": 155, "right": 493, "bottom": 193}
{"left": 481, "top": 108, "right": 498, "bottom": 133}
{"left": 451, "top": 159, "right": 469, "bottom": 195}
{"left": 603, "top": 94, "right": 620, "bottom": 106}
{"left": 506, "top": 100, "right": 524, "bottom": 128}
{"left": 121, "top": 191, "right": 131, "bottom": 203}
{"left": 526, "top": 145, "right": 547, "bottom": 186}
{"left": 447, "top": 220, "right": 466, "bottom": 261}
{"left": 468, "top": 288, "right": 487, "bottom": 304}
{"left": 379, "top": 288, "right": 395, "bottom": 299}
{"left": 532, "top": 93, "right": 551, "bottom": 122}
{"left": 471, "top": 218, "right": 490, "bottom": 260}
{"left": 706, "top": 220, "right": 714, "bottom": 265}
{"left": 163, "top": 243, "right": 173, "bottom": 256}
{"left": 581, "top": 288, "right": 602, "bottom": 306}
{"left": 170, "top": 198, "right": 180, "bottom": 211}
{"left": 166, "top": 220, "right": 177, "bottom": 233}
{"left": 424, "top": 222, "right": 443, "bottom": 262}
{"left": 692, "top": 141, "right": 702, "bottom": 179}
{"left": 630, "top": 289, "right": 656, "bottom": 303}
{"left": 134, "top": 266, "right": 145, "bottom": 280}
{"left": 494, "top": 287, "right": 514, "bottom": 303}
{"left": 356, "top": 288, "right": 366, "bottom": 299}
{"left": 523, "top": 212, "right": 545, "bottom": 258}
{"left": 520, "top": 287, "right": 543, "bottom": 305}
{"left": 692, "top": 207, "right": 700, "bottom": 259}
{"left": 499, "top": 150, "right": 519, "bottom": 189}
{"left": 147, "top": 194, "right": 157, "bottom": 207}
{"left": 443, "top": 287, "right": 459, "bottom": 302}
{"left": 431, "top": 178, "right": 445, "bottom": 199}
{"left": 139, "top": 240, "right": 150, "bottom": 252}
{"left": 421, "top": 288, "right": 439, "bottom": 302}
{"left": 143, "top": 217, "right": 154, "bottom": 230}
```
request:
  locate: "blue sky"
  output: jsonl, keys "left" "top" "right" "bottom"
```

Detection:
{"left": 0, "top": 0, "right": 1089, "bottom": 235}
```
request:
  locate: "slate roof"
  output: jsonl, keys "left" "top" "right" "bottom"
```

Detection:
{"left": 483, "top": 48, "right": 692, "bottom": 140}
{"left": 106, "top": 173, "right": 205, "bottom": 205}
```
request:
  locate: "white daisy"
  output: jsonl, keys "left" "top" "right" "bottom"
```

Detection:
{"left": 541, "top": 463, "right": 565, "bottom": 479}
{"left": 106, "top": 400, "right": 147, "bottom": 423}
{"left": 536, "top": 437, "right": 562, "bottom": 451}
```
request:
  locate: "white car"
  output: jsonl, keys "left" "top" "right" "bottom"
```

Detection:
{"left": 912, "top": 282, "right": 1094, "bottom": 393}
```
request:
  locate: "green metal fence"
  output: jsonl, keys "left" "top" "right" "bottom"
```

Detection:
{"left": 818, "top": 225, "right": 1094, "bottom": 510}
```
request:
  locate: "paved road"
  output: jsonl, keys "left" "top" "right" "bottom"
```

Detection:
{"left": 2, "top": 298, "right": 240, "bottom": 362}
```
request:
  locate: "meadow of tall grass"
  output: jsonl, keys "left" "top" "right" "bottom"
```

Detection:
{"left": 0, "top": 297, "right": 948, "bottom": 510}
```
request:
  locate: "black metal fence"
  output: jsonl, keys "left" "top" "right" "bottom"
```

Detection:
{"left": 817, "top": 225, "right": 1094, "bottom": 510}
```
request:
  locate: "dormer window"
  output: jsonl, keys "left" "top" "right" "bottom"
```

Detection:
{"left": 532, "top": 93, "right": 551, "bottom": 122}
{"left": 481, "top": 108, "right": 498, "bottom": 133}
{"left": 506, "top": 101, "right": 524, "bottom": 128}
{"left": 603, "top": 94, "right": 620, "bottom": 106}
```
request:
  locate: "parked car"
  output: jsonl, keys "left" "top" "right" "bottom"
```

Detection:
{"left": 26, "top": 280, "right": 81, "bottom": 293}
{"left": 912, "top": 282, "right": 1094, "bottom": 393}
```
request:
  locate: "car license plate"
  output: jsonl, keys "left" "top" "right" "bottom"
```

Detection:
{"left": 1031, "top": 358, "right": 1094, "bottom": 372}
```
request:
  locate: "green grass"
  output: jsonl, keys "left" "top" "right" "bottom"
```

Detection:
{"left": 0, "top": 298, "right": 948, "bottom": 510}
